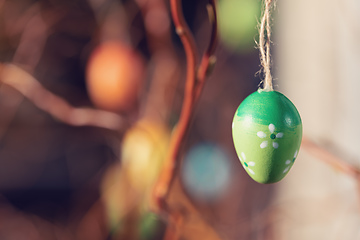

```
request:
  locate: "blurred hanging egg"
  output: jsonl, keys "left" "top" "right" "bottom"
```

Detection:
{"left": 218, "top": 0, "right": 261, "bottom": 52}
{"left": 101, "top": 164, "right": 130, "bottom": 231}
{"left": 121, "top": 119, "right": 170, "bottom": 195}
{"left": 232, "top": 89, "right": 302, "bottom": 184}
{"left": 181, "top": 143, "right": 232, "bottom": 201}
{"left": 86, "top": 41, "right": 144, "bottom": 112}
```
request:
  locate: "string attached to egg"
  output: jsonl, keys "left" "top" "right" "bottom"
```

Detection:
{"left": 258, "top": 0, "right": 274, "bottom": 92}
{"left": 231, "top": 0, "right": 303, "bottom": 184}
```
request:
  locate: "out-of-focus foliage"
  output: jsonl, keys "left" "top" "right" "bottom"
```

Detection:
{"left": 218, "top": 0, "right": 261, "bottom": 52}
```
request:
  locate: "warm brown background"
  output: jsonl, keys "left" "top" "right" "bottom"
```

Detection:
{"left": 0, "top": 0, "right": 359, "bottom": 239}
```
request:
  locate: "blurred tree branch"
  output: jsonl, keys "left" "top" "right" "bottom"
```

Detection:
{"left": 195, "top": 0, "right": 218, "bottom": 101}
{"left": 302, "top": 136, "right": 360, "bottom": 209}
{"left": 0, "top": 64, "right": 125, "bottom": 131}
{"left": 136, "top": 0, "right": 180, "bottom": 123}
{"left": 152, "top": 0, "right": 219, "bottom": 219}
{"left": 302, "top": 137, "right": 360, "bottom": 179}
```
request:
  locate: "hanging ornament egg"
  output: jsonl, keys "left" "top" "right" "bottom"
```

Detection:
{"left": 232, "top": 89, "right": 302, "bottom": 184}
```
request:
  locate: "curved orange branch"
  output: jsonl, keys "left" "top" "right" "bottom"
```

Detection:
{"left": 195, "top": 0, "right": 218, "bottom": 101}
{"left": 152, "top": 0, "right": 219, "bottom": 215}
{"left": 152, "top": 0, "right": 198, "bottom": 212}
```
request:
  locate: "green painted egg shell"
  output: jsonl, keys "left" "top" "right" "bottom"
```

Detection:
{"left": 232, "top": 89, "right": 302, "bottom": 184}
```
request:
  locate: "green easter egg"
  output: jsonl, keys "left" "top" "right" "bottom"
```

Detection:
{"left": 232, "top": 89, "right": 302, "bottom": 184}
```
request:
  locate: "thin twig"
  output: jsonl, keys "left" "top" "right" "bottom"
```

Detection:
{"left": 301, "top": 136, "right": 360, "bottom": 179}
{"left": 162, "top": 210, "right": 184, "bottom": 240}
{"left": 302, "top": 136, "right": 360, "bottom": 211}
{"left": 0, "top": 6, "right": 53, "bottom": 142}
{"left": 152, "top": 0, "right": 198, "bottom": 212}
{"left": 152, "top": 0, "right": 218, "bottom": 214}
{"left": 195, "top": 0, "right": 218, "bottom": 101}
{"left": 136, "top": 0, "right": 180, "bottom": 123}
{"left": 0, "top": 64, "right": 125, "bottom": 131}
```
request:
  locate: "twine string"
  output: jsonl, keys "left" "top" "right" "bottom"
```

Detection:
{"left": 259, "top": 0, "right": 274, "bottom": 91}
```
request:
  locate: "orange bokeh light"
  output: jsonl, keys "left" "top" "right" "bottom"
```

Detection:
{"left": 86, "top": 41, "right": 145, "bottom": 112}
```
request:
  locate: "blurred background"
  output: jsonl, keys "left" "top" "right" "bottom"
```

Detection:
{"left": 0, "top": 0, "right": 359, "bottom": 239}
